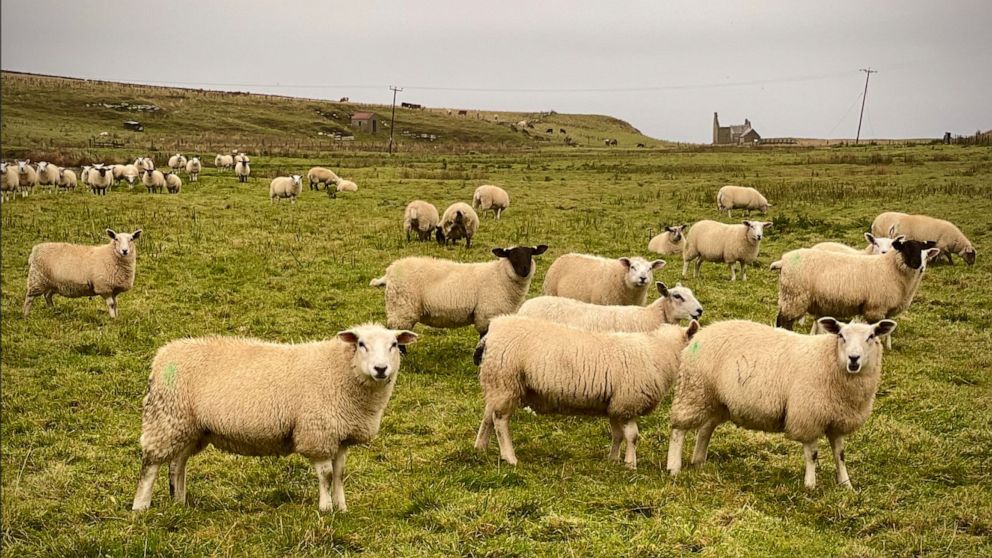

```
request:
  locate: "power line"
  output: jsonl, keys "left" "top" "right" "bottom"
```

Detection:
{"left": 826, "top": 89, "right": 865, "bottom": 138}
{"left": 856, "top": 67, "right": 878, "bottom": 144}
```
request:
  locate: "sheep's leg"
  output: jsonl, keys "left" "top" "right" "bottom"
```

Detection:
{"left": 728, "top": 263, "right": 737, "bottom": 281}
{"left": 23, "top": 294, "right": 36, "bottom": 316}
{"left": 667, "top": 428, "right": 687, "bottom": 476}
{"left": 608, "top": 416, "right": 624, "bottom": 461}
{"left": 332, "top": 448, "right": 348, "bottom": 512}
{"left": 493, "top": 409, "right": 518, "bottom": 465}
{"left": 828, "top": 434, "right": 852, "bottom": 490}
{"left": 694, "top": 258, "right": 703, "bottom": 278}
{"left": 682, "top": 259, "right": 690, "bottom": 278}
{"left": 740, "top": 262, "right": 748, "bottom": 281}
{"left": 132, "top": 459, "right": 162, "bottom": 511}
{"left": 691, "top": 420, "right": 720, "bottom": 467}
{"left": 466, "top": 236, "right": 472, "bottom": 248}
{"left": 168, "top": 441, "right": 202, "bottom": 505}
{"left": 105, "top": 296, "right": 118, "bottom": 318}
{"left": 622, "top": 420, "right": 639, "bottom": 469}
{"left": 802, "top": 441, "right": 818, "bottom": 489}
{"left": 475, "top": 403, "right": 495, "bottom": 450}
{"left": 313, "top": 457, "right": 335, "bottom": 512}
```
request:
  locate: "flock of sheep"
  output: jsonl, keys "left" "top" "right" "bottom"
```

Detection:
{"left": 11, "top": 170, "right": 978, "bottom": 513}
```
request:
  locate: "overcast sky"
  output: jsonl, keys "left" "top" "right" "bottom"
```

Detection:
{"left": 2, "top": 1, "right": 989, "bottom": 143}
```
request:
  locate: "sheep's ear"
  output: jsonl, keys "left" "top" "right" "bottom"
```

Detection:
{"left": 619, "top": 257, "right": 632, "bottom": 268}
{"left": 680, "top": 223, "right": 687, "bottom": 229}
{"left": 685, "top": 320, "right": 700, "bottom": 340}
{"left": 337, "top": 331, "right": 360, "bottom": 345}
{"left": 742, "top": 220, "right": 752, "bottom": 228}
{"left": 865, "top": 232, "right": 877, "bottom": 245}
{"left": 762, "top": 221, "right": 773, "bottom": 229}
{"left": 131, "top": 229, "right": 142, "bottom": 240}
{"left": 106, "top": 229, "right": 117, "bottom": 240}
{"left": 395, "top": 330, "right": 418, "bottom": 345}
{"left": 888, "top": 224, "right": 898, "bottom": 236}
{"left": 664, "top": 226, "right": 674, "bottom": 233}
{"left": 894, "top": 235, "right": 906, "bottom": 243}
{"left": 656, "top": 282, "right": 669, "bottom": 296}
{"left": 650, "top": 259, "right": 666, "bottom": 270}
{"left": 924, "top": 247, "right": 941, "bottom": 261}
{"left": 817, "top": 317, "right": 843, "bottom": 335}
{"left": 532, "top": 244, "right": 548, "bottom": 255}
{"left": 492, "top": 248, "right": 508, "bottom": 258}
{"left": 873, "top": 320, "right": 897, "bottom": 337}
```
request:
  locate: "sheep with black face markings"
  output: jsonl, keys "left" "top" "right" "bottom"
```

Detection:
{"left": 435, "top": 202, "right": 479, "bottom": 248}
{"left": 543, "top": 253, "right": 665, "bottom": 306}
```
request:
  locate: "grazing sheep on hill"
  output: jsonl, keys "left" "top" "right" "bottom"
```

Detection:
{"left": 307, "top": 167, "right": 340, "bottom": 191}
{"left": 472, "top": 185, "right": 510, "bottom": 219}
{"left": 543, "top": 253, "right": 665, "bottom": 306}
{"left": 682, "top": 220, "right": 772, "bottom": 281}
{"left": 716, "top": 185, "right": 770, "bottom": 218}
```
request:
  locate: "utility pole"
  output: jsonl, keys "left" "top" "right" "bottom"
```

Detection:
{"left": 856, "top": 68, "right": 877, "bottom": 145}
{"left": 388, "top": 86, "right": 402, "bottom": 154}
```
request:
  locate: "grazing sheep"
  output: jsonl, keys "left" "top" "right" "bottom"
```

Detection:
{"left": 1, "top": 162, "right": 19, "bottom": 202}
{"left": 475, "top": 316, "right": 699, "bottom": 468}
{"left": 122, "top": 164, "right": 140, "bottom": 188}
{"left": 235, "top": 157, "right": 251, "bottom": 183}
{"left": 307, "top": 166, "right": 340, "bottom": 191}
{"left": 716, "top": 185, "right": 770, "bottom": 218}
{"left": 436, "top": 202, "right": 480, "bottom": 248}
{"left": 682, "top": 220, "right": 772, "bottom": 281}
{"left": 58, "top": 168, "right": 77, "bottom": 193}
{"left": 142, "top": 169, "right": 166, "bottom": 193}
{"left": 542, "top": 253, "right": 665, "bottom": 306}
{"left": 168, "top": 154, "right": 187, "bottom": 174}
{"left": 165, "top": 172, "right": 182, "bottom": 194}
{"left": 185, "top": 157, "right": 201, "bottom": 182}
{"left": 131, "top": 324, "right": 418, "bottom": 513}
{"left": 269, "top": 175, "right": 303, "bottom": 203}
{"left": 36, "top": 162, "right": 60, "bottom": 193}
{"left": 370, "top": 245, "right": 548, "bottom": 336}
{"left": 214, "top": 154, "right": 234, "bottom": 169}
{"left": 811, "top": 231, "right": 901, "bottom": 256}
{"left": 518, "top": 282, "right": 702, "bottom": 332}
{"left": 403, "top": 200, "right": 440, "bottom": 241}
{"left": 16, "top": 160, "right": 37, "bottom": 197}
{"left": 24, "top": 229, "right": 142, "bottom": 318}
{"left": 872, "top": 212, "right": 976, "bottom": 265}
{"left": 667, "top": 317, "right": 896, "bottom": 490}
{"left": 648, "top": 224, "right": 688, "bottom": 255}
{"left": 87, "top": 165, "right": 114, "bottom": 195}
{"left": 472, "top": 185, "right": 510, "bottom": 219}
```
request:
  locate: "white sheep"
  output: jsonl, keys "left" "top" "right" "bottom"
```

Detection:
{"left": 472, "top": 185, "right": 510, "bottom": 219}
{"left": 648, "top": 224, "right": 688, "bottom": 255}
{"left": 16, "top": 160, "right": 37, "bottom": 197}
{"left": 370, "top": 245, "right": 548, "bottom": 336}
{"left": 112, "top": 164, "right": 128, "bottom": 183}
{"left": 165, "top": 172, "right": 182, "bottom": 194}
{"left": 131, "top": 324, "right": 418, "bottom": 513}
{"left": 134, "top": 157, "right": 154, "bottom": 172}
{"left": 307, "top": 166, "right": 340, "bottom": 191}
{"left": 24, "top": 229, "right": 142, "bottom": 318}
{"left": 475, "top": 316, "right": 699, "bottom": 468}
{"left": 542, "top": 253, "right": 665, "bottom": 306}
{"left": 122, "top": 164, "right": 140, "bottom": 189}
{"left": 403, "top": 200, "right": 440, "bottom": 241}
{"left": 58, "top": 168, "right": 77, "bottom": 193}
{"left": 811, "top": 231, "right": 900, "bottom": 256}
{"left": 436, "top": 202, "right": 480, "bottom": 248}
{"left": 36, "top": 162, "right": 60, "bottom": 193}
{"left": 872, "top": 212, "right": 976, "bottom": 265}
{"left": 235, "top": 156, "right": 251, "bottom": 183}
{"left": 1, "top": 162, "right": 19, "bottom": 202}
{"left": 215, "top": 154, "right": 234, "bottom": 169}
{"left": 87, "top": 164, "right": 114, "bottom": 195}
{"left": 168, "top": 153, "right": 187, "bottom": 174}
{"left": 142, "top": 169, "right": 166, "bottom": 193}
{"left": 667, "top": 317, "right": 896, "bottom": 490}
{"left": 185, "top": 157, "right": 201, "bottom": 181}
{"left": 518, "top": 282, "right": 702, "bottom": 332}
{"left": 270, "top": 175, "right": 303, "bottom": 203}
{"left": 716, "top": 185, "right": 770, "bottom": 218}
{"left": 330, "top": 179, "right": 358, "bottom": 198}
{"left": 682, "top": 220, "right": 772, "bottom": 281}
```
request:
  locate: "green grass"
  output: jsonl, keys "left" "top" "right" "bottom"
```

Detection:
{"left": 2, "top": 144, "right": 991, "bottom": 557}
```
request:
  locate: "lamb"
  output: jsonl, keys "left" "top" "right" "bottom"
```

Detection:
{"left": 667, "top": 317, "right": 897, "bottom": 490}
{"left": 16, "top": 160, "right": 37, "bottom": 197}
{"left": 648, "top": 224, "right": 687, "bottom": 255}
{"left": 36, "top": 162, "right": 60, "bottom": 193}
{"left": 165, "top": 172, "right": 182, "bottom": 194}
{"left": 682, "top": 220, "right": 772, "bottom": 281}
{"left": 131, "top": 324, "right": 417, "bottom": 513}
{"left": 518, "top": 282, "right": 702, "bottom": 332}
{"left": 474, "top": 316, "right": 699, "bottom": 468}
{"left": 811, "top": 231, "right": 900, "bottom": 256}
{"left": 57, "top": 168, "right": 77, "bottom": 192}
{"left": 270, "top": 175, "right": 303, "bottom": 203}
{"left": 716, "top": 185, "right": 770, "bottom": 218}
{"left": 168, "top": 153, "right": 187, "bottom": 174}
{"left": 235, "top": 156, "right": 251, "bottom": 183}
{"left": 87, "top": 164, "right": 114, "bottom": 195}
{"left": 435, "top": 202, "right": 480, "bottom": 248}
{"left": 872, "top": 212, "right": 976, "bottom": 265}
{"left": 370, "top": 245, "right": 548, "bottom": 336}
{"left": 142, "top": 169, "right": 166, "bottom": 193}
{"left": 472, "top": 185, "right": 510, "bottom": 219}
{"left": 1, "top": 162, "right": 19, "bottom": 202}
{"left": 24, "top": 229, "right": 142, "bottom": 318}
{"left": 307, "top": 166, "right": 340, "bottom": 190}
{"left": 215, "top": 154, "right": 234, "bottom": 169}
{"left": 330, "top": 179, "right": 358, "bottom": 198}
{"left": 185, "top": 157, "right": 201, "bottom": 181}
{"left": 542, "top": 253, "right": 665, "bottom": 306}
{"left": 403, "top": 200, "right": 440, "bottom": 241}
{"left": 122, "top": 164, "right": 140, "bottom": 188}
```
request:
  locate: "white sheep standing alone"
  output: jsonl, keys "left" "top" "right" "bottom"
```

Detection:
{"left": 542, "top": 253, "right": 665, "bottom": 306}
{"left": 165, "top": 172, "right": 182, "bottom": 194}
{"left": 270, "top": 175, "right": 303, "bottom": 203}
{"left": 648, "top": 224, "right": 687, "bottom": 255}
{"left": 436, "top": 202, "right": 480, "bottom": 248}
{"left": 307, "top": 167, "right": 340, "bottom": 191}
{"left": 235, "top": 156, "right": 251, "bottom": 183}
{"left": 24, "top": 229, "right": 142, "bottom": 318}
{"left": 872, "top": 212, "right": 976, "bottom": 265}
{"left": 475, "top": 316, "right": 699, "bottom": 468}
{"left": 667, "top": 317, "right": 896, "bottom": 490}
{"left": 185, "top": 157, "right": 202, "bottom": 182}
{"left": 168, "top": 153, "right": 187, "bottom": 174}
{"left": 403, "top": 200, "right": 440, "bottom": 241}
{"left": 472, "top": 185, "right": 510, "bottom": 219}
{"left": 716, "top": 185, "right": 770, "bottom": 218}
{"left": 36, "top": 162, "right": 60, "bottom": 193}
{"left": 131, "top": 324, "right": 418, "bottom": 513}
{"left": 682, "top": 220, "right": 772, "bottom": 281}
{"left": 1, "top": 162, "right": 19, "bottom": 202}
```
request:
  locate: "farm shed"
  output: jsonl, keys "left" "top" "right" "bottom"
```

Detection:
{"left": 123, "top": 120, "right": 144, "bottom": 132}
{"left": 351, "top": 112, "right": 378, "bottom": 133}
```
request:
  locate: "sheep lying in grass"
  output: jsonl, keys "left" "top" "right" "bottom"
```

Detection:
{"left": 682, "top": 220, "right": 772, "bottom": 281}
{"left": 404, "top": 200, "right": 440, "bottom": 241}
{"left": 472, "top": 185, "right": 510, "bottom": 219}
{"left": 58, "top": 168, "right": 77, "bottom": 193}
{"left": 811, "top": 230, "right": 900, "bottom": 256}
{"left": 475, "top": 316, "right": 699, "bottom": 468}
{"left": 24, "top": 229, "right": 142, "bottom": 318}
{"left": 370, "top": 245, "right": 548, "bottom": 337}
{"left": 36, "top": 162, "right": 60, "bottom": 193}
{"left": 1, "top": 162, "right": 18, "bottom": 202}
{"left": 142, "top": 169, "right": 166, "bottom": 193}
{"left": 308, "top": 167, "right": 339, "bottom": 190}
{"left": 185, "top": 157, "right": 201, "bottom": 182}
{"left": 270, "top": 175, "right": 303, "bottom": 203}
{"left": 543, "top": 253, "right": 665, "bottom": 306}
{"left": 435, "top": 202, "right": 479, "bottom": 248}
{"left": 716, "top": 185, "right": 769, "bottom": 218}
{"left": 648, "top": 224, "right": 687, "bottom": 255}
{"left": 131, "top": 324, "right": 417, "bottom": 513}
{"left": 518, "top": 282, "right": 702, "bottom": 332}
{"left": 328, "top": 179, "right": 358, "bottom": 198}
{"left": 872, "top": 212, "right": 976, "bottom": 265}
{"left": 667, "top": 317, "right": 896, "bottom": 490}
{"left": 165, "top": 172, "right": 182, "bottom": 194}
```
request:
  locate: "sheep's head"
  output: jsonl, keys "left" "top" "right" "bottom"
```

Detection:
{"left": 106, "top": 229, "right": 142, "bottom": 258}
{"left": 17, "top": 160, "right": 29, "bottom": 172}
{"left": 865, "top": 232, "right": 902, "bottom": 255}
{"left": 657, "top": 282, "right": 702, "bottom": 321}
{"left": 665, "top": 224, "right": 687, "bottom": 243}
{"left": 38, "top": 162, "right": 49, "bottom": 172}
{"left": 290, "top": 175, "right": 302, "bottom": 187}
{"left": 962, "top": 246, "right": 977, "bottom": 265}
{"left": 743, "top": 220, "right": 772, "bottom": 242}
{"left": 818, "top": 318, "right": 896, "bottom": 374}
{"left": 492, "top": 245, "right": 548, "bottom": 279}
{"left": 0, "top": 162, "right": 7, "bottom": 173}
{"left": 893, "top": 238, "right": 940, "bottom": 272}
{"left": 619, "top": 257, "right": 665, "bottom": 289}
{"left": 338, "top": 324, "right": 417, "bottom": 383}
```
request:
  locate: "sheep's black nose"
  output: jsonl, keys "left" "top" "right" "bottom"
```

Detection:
{"left": 373, "top": 366, "right": 388, "bottom": 376}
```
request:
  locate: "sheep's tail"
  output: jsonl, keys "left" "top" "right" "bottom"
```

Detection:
{"left": 769, "top": 260, "right": 783, "bottom": 271}
{"left": 369, "top": 276, "right": 387, "bottom": 288}
{"left": 473, "top": 335, "right": 487, "bottom": 366}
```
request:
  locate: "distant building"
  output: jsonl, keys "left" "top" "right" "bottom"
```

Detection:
{"left": 351, "top": 112, "right": 378, "bottom": 133}
{"left": 713, "top": 112, "right": 760, "bottom": 144}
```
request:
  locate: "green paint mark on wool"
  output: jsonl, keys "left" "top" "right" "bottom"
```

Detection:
{"left": 789, "top": 252, "right": 802, "bottom": 266}
{"left": 688, "top": 340, "right": 701, "bottom": 356}
{"left": 163, "top": 362, "right": 178, "bottom": 388}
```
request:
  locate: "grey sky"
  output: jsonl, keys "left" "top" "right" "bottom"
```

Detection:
{"left": 2, "top": 0, "right": 989, "bottom": 143}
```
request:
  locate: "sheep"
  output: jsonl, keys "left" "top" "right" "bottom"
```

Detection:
{"left": 235, "top": 156, "right": 251, "bottom": 183}
{"left": 142, "top": 168, "right": 166, "bottom": 193}
{"left": 16, "top": 160, "right": 37, "bottom": 197}
{"left": 57, "top": 168, "right": 77, "bottom": 193}
{"left": 329, "top": 179, "right": 358, "bottom": 198}
{"left": 1, "top": 162, "right": 19, "bottom": 202}
{"left": 121, "top": 164, "right": 140, "bottom": 188}
{"left": 168, "top": 153, "right": 187, "bottom": 174}
{"left": 269, "top": 175, "right": 303, "bottom": 203}
{"left": 214, "top": 154, "right": 234, "bottom": 169}
{"left": 474, "top": 316, "right": 699, "bottom": 468}
{"left": 134, "top": 157, "right": 154, "bottom": 172}
{"left": 307, "top": 166, "right": 340, "bottom": 191}
{"left": 165, "top": 172, "right": 182, "bottom": 194}
{"left": 682, "top": 220, "right": 772, "bottom": 281}
{"left": 542, "top": 253, "right": 666, "bottom": 306}
{"left": 435, "top": 202, "right": 480, "bottom": 248}
{"left": 112, "top": 164, "right": 128, "bottom": 183}
{"left": 716, "top": 185, "right": 770, "bottom": 218}
{"left": 518, "top": 282, "right": 702, "bottom": 332}
{"left": 369, "top": 245, "right": 548, "bottom": 337}
{"left": 403, "top": 200, "right": 440, "bottom": 241}
{"left": 130, "top": 323, "right": 418, "bottom": 513}
{"left": 36, "top": 162, "right": 60, "bottom": 193}
{"left": 666, "top": 317, "right": 897, "bottom": 490}
{"left": 648, "top": 224, "right": 687, "bottom": 255}
{"left": 234, "top": 152, "right": 248, "bottom": 164}
{"left": 87, "top": 164, "right": 114, "bottom": 195}
{"left": 472, "top": 185, "right": 510, "bottom": 219}
{"left": 872, "top": 212, "right": 976, "bottom": 265}
{"left": 811, "top": 231, "right": 901, "bottom": 256}
{"left": 24, "top": 229, "right": 142, "bottom": 318}
{"left": 185, "top": 157, "right": 201, "bottom": 182}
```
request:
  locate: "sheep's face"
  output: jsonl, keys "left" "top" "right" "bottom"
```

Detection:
{"left": 17, "top": 160, "right": 29, "bottom": 173}
{"left": 865, "top": 232, "right": 901, "bottom": 255}
{"left": 107, "top": 229, "right": 142, "bottom": 258}
{"left": 818, "top": 318, "right": 896, "bottom": 374}
{"left": 893, "top": 238, "right": 940, "bottom": 271}
{"left": 657, "top": 282, "right": 703, "bottom": 320}
{"left": 743, "top": 221, "right": 772, "bottom": 242}
{"left": 339, "top": 325, "right": 417, "bottom": 382}
{"left": 962, "top": 247, "right": 977, "bottom": 265}
{"left": 493, "top": 245, "right": 549, "bottom": 279}
{"left": 0, "top": 162, "right": 7, "bottom": 174}
{"left": 290, "top": 175, "right": 302, "bottom": 187}
{"left": 665, "top": 225, "right": 687, "bottom": 243}
{"left": 620, "top": 257, "right": 666, "bottom": 289}
{"left": 38, "top": 162, "right": 49, "bottom": 172}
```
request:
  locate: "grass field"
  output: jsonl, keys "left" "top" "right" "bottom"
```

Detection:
{"left": 1, "top": 144, "right": 991, "bottom": 557}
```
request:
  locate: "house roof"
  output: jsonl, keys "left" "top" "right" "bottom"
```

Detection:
{"left": 351, "top": 112, "right": 376, "bottom": 120}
